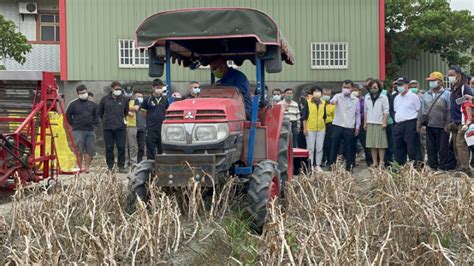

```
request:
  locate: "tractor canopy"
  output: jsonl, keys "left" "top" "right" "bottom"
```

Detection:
{"left": 135, "top": 8, "right": 294, "bottom": 71}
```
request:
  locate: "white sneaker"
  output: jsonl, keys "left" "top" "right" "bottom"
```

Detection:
{"left": 315, "top": 166, "right": 323, "bottom": 173}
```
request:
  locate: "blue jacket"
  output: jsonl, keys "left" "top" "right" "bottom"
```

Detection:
{"left": 218, "top": 68, "right": 253, "bottom": 117}
{"left": 450, "top": 84, "right": 472, "bottom": 123}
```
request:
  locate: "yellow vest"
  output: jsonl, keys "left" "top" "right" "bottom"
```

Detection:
{"left": 307, "top": 100, "right": 326, "bottom": 131}
{"left": 126, "top": 99, "right": 137, "bottom": 127}
{"left": 324, "top": 102, "right": 335, "bottom": 123}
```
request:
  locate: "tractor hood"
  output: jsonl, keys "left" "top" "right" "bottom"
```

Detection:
{"left": 165, "top": 97, "right": 246, "bottom": 122}
{"left": 165, "top": 87, "right": 247, "bottom": 123}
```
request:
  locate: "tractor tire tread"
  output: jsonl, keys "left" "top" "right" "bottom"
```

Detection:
{"left": 245, "top": 160, "right": 278, "bottom": 233}
{"left": 127, "top": 160, "right": 155, "bottom": 213}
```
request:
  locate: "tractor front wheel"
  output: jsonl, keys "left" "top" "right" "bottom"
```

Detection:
{"left": 127, "top": 160, "right": 155, "bottom": 213}
{"left": 246, "top": 160, "right": 279, "bottom": 233}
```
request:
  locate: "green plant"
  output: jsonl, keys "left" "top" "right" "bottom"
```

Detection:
{"left": 0, "top": 15, "right": 31, "bottom": 65}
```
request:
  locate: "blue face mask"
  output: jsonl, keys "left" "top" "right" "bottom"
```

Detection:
{"left": 429, "top": 81, "right": 439, "bottom": 89}
{"left": 397, "top": 86, "right": 405, "bottom": 93}
{"left": 411, "top": 88, "right": 419, "bottom": 94}
{"left": 322, "top": 95, "right": 331, "bottom": 101}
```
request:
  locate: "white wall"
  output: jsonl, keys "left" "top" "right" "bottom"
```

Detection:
{"left": 0, "top": 0, "right": 59, "bottom": 72}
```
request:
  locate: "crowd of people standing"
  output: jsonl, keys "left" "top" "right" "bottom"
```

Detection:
{"left": 278, "top": 65, "right": 474, "bottom": 175}
{"left": 65, "top": 63, "right": 474, "bottom": 177}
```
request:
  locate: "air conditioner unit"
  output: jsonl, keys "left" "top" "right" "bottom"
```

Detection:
{"left": 19, "top": 2, "right": 38, "bottom": 14}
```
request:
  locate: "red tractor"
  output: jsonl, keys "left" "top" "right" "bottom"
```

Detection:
{"left": 0, "top": 71, "right": 79, "bottom": 189}
{"left": 128, "top": 8, "right": 308, "bottom": 231}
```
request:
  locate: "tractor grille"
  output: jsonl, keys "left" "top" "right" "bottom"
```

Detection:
{"left": 195, "top": 110, "right": 226, "bottom": 120}
{"left": 165, "top": 110, "right": 226, "bottom": 120}
{"left": 166, "top": 110, "right": 184, "bottom": 120}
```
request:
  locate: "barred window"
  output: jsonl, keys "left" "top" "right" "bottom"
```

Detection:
{"left": 38, "top": 14, "right": 60, "bottom": 42}
{"left": 311, "top": 42, "right": 348, "bottom": 69}
{"left": 118, "top": 39, "right": 149, "bottom": 68}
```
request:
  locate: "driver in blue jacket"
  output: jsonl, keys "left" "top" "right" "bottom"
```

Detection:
{"left": 210, "top": 56, "right": 253, "bottom": 119}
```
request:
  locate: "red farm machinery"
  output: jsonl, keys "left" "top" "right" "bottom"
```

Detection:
{"left": 127, "top": 8, "right": 309, "bottom": 232}
{"left": 0, "top": 71, "right": 79, "bottom": 189}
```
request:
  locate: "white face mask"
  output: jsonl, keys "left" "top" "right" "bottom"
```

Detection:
{"left": 448, "top": 76, "right": 456, "bottom": 83}
{"left": 429, "top": 81, "right": 439, "bottom": 89}
{"left": 342, "top": 88, "right": 351, "bottom": 96}
{"left": 273, "top": 95, "right": 281, "bottom": 102}
{"left": 78, "top": 93, "right": 88, "bottom": 100}
{"left": 351, "top": 91, "right": 359, "bottom": 97}
{"left": 137, "top": 97, "right": 143, "bottom": 103}
{"left": 192, "top": 87, "right": 201, "bottom": 94}
{"left": 113, "top": 90, "right": 122, "bottom": 96}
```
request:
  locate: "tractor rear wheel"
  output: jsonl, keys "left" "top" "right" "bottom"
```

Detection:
{"left": 127, "top": 160, "right": 155, "bottom": 213}
{"left": 278, "top": 118, "right": 292, "bottom": 193}
{"left": 246, "top": 160, "right": 279, "bottom": 233}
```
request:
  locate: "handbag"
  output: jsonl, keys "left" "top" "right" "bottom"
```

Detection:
{"left": 419, "top": 91, "right": 445, "bottom": 126}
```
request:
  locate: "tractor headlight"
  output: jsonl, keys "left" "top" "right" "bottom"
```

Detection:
{"left": 193, "top": 123, "right": 229, "bottom": 143}
{"left": 162, "top": 124, "right": 185, "bottom": 143}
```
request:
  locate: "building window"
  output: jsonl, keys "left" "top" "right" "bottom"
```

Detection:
{"left": 311, "top": 42, "right": 348, "bottom": 69}
{"left": 38, "top": 14, "right": 59, "bottom": 42}
{"left": 118, "top": 39, "right": 149, "bottom": 68}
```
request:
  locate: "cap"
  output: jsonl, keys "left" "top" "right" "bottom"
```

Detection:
{"left": 396, "top": 77, "right": 410, "bottom": 85}
{"left": 152, "top": 79, "right": 165, "bottom": 87}
{"left": 124, "top": 86, "right": 133, "bottom": 93}
{"left": 426, "top": 71, "right": 444, "bottom": 81}
{"left": 409, "top": 80, "right": 419, "bottom": 84}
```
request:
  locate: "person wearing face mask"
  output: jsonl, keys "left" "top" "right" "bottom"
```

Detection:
{"left": 66, "top": 84, "right": 99, "bottom": 173}
{"left": 277, "top": 88, "right": 300, "bottom": 148}
{"left": 301, "top": 85, "right": 327, "bottom": 172}
{"left": 364, "top": 79, "right": 389, "bottom": 168}
{"left": 272, "top": 88, "right": 282, "bottom": 104}
{"left": 98, "top": 81, "right": 129, "bottom": 173}
{"left": 141, "top": 79, "right": 170, "bottom": 160}
{"left": 327, "top": 80, "right": 361, "bottom": 171}
{"left": 134, "top": 92, "right": 146, "bottom": 163}
{"left": 297, "top": 93, "right": 308, "bottom": 149}
{"left": 409, "top": 80, "right": 420, "bottom": 95}
{"left": 392, "top": 77, "right": 423, "bottom": 166}
{"left": 446, "top": 65, "right": 473, "bottom": 174}
{"left": 380, "top": 88, "right": 395, "bottom": 167}
{"left": 125, "top": 86, "right": 139, "bottom": 167}
{"left": 417, "top": 72, "right": 454, "bottom": 171}
{"left": 186, "top": 81, "right": 201, "bottom": 99}
{"left": 321, "top": 88, "right": 335, "bottom": 167}
{"left": 210, "top": 56, "right": 252, "bottom": 119}
{"left": 171, "top": 92, "right": 183, "bottom": 102}
{"left": 352, "top": 86, "right": 373, "bottom": 167}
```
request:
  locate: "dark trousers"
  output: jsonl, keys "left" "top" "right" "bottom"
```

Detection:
{"left": 426, "top": 127, "right": 451, "bottom": 170}
{"left": 328, "top": 125, "right": 356, "bottom": 171}
{"left": 384, "top": 123, "right": 394, "bottom": 166}
{"left": 137, "top": 130, "right": 146, "bottom": 163}
{"left": 103, "top": 128, "right": 126, "bottom": 170}
{"left": 291, "top": 122, "right": 298, "bottom": 148}
{"left": 322, "top": 122, "right": 333, "bottom": 166}
{"left": 146, "top": 129, "right": 162, "bottom": 160}
{"left": 393, "top": 119, "right": 423, "bottom": 165}
{"left": 357, "top": 126, "right": 373, "bottom": 166}
{"left": 298, "top": 128, "right": 307, "bottom": 149}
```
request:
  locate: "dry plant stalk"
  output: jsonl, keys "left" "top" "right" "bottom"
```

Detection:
{"left": 261, "top": 163, "right": 474, "bottom": 265}
{"left": 0, "top": 171, "right": 236, "bottom": 264}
